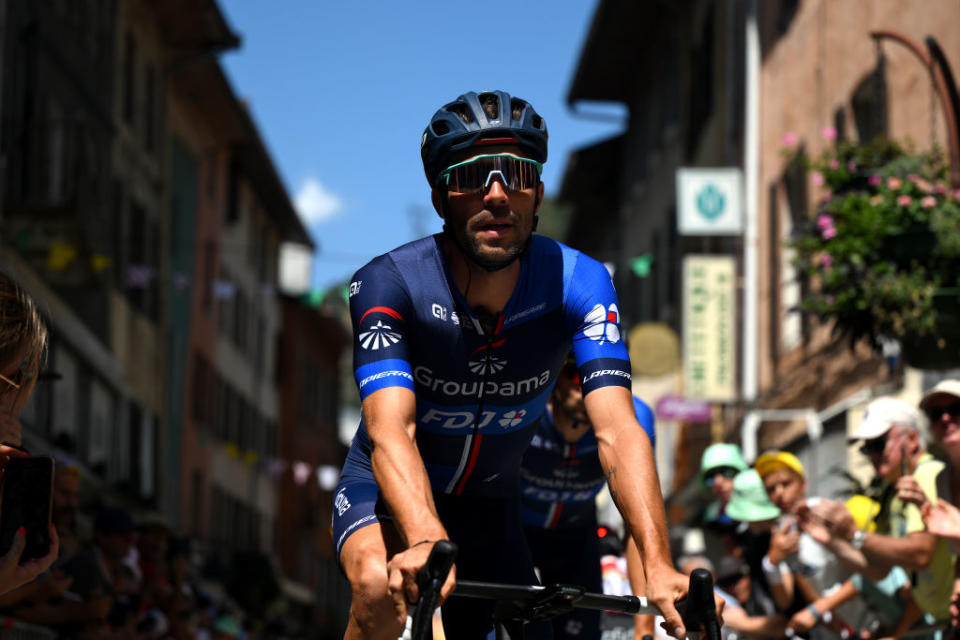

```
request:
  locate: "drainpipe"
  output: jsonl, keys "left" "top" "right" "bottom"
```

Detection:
{"left": 742, "top": 0, "right": 760, "bottom": 403}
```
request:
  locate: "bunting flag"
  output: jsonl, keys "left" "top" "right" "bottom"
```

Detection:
{"left": 630, "top": 254, "right": 654, "bottom": 278}
{"left": 126, "top": 264, "right": 155, "bottom": 288}
{"left": 292, "top": 461, "right": 312, "bottom": 486}
{"left": 316, "top": 465, "right": 339, "bottom": 491}
{"left": 213, "top": 280, "right": 237, "bottom": 299}
{"left": 224, "top": 442, "right": 240, "bottom": 458}
{"left": 173, "top": 273, "right": 191, "bottom": 291}
{"left": 266, "top": 458, "right": 289, "bottom": 477}
{"left": 243, "top": 450, "right": 258, "bottom": 467}
{"left": 46, "top": 242, "right": 77, "bottom": 272}
{"left": 91, "top": 254, "right": 112, "bottom": 273}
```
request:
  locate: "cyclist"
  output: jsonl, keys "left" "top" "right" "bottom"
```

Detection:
{"left": 332, "top": 90, "right": 695, "bottom": 639}
{"left": 520, "top": 355, "right": 656, "bottom": 639}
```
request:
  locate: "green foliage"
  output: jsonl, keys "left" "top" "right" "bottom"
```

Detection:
{"left": 789, "top": 138, "right": 960, "bottom": 349}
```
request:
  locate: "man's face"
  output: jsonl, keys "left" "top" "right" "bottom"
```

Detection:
{"left": 433, "top": 145, "right": 544, "bottom": 270}
{"left": 762, "top": 469, "right": 806, "bottom": 513}
{"left": 53, "top": 472, "right": 79, "bottom": 525}
{"left": 553, "top": 361, "right": 587, "bottom": 423}
{"left": 925, "top": 396, "right": 960, "bottom": 454}
{"left": 704, "top": 467, "right": 738, "bottom": 503}
{"left": 861, "top": 426, "right": 909, "bottom": 481}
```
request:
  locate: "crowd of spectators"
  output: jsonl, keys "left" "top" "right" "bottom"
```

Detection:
{"left": 687, "top": 384, "right": 960, "bottom": 640}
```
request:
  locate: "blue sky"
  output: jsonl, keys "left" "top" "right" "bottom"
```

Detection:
{"left": 219, "top": 1, "right": 624, "bottom": 290}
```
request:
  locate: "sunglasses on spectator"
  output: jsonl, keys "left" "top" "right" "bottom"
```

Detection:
{"left": 438, "top": 153, "right": 543, "bottom": 194}
{"left": 924, "top": 403, "right": 960, "bottom": 424}
{"left": 859, "top": 435, "right": 889, "bottom": 456}
{"left": 704, "top": 467, "right": 739, "bottom": 486}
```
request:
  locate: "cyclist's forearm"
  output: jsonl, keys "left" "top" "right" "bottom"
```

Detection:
{"left": 365, "top": 390, "right": 447, "bottom": 544}
{"left": 588, "top": 389, "right": 672, "bottom": 571}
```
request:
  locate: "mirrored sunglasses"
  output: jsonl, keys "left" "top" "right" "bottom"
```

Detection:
{"left": 439, "top": 153, "right": 542, "bottom": 194}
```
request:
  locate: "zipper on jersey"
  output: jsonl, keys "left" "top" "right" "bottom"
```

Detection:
{"left": 546, "top": 441, "right": 576, "bottom": 528}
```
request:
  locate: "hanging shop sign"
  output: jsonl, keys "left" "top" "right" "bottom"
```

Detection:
{"left": 683, "top": 255, "right": 737, "bottom": 402}
{"left": 676, "top": 168, "right": 743, "bottom": 235}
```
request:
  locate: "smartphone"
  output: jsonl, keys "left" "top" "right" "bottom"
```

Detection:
{"left": 0, "top": 456, "right": 55, "bottom": 563}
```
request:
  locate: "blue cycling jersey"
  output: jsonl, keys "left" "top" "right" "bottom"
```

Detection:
{"left": 520, "top": 396, "right": 655, "bottom": 529}
{"left": 338, "top": 234, "right": 633, "bottom": 499}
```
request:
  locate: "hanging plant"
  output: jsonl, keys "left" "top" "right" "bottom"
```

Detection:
{"left": 788, "top": 137, "right": 960, "bottom": 368}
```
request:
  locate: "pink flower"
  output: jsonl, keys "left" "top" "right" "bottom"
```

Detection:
{"left": 812, "top": 172, "right": 825, "bottom": 187}
{"left": 781, "top": 132, "right": 798, "bottom": 147}
{"left": 816, "top": 252, "right": 834, "bottom": 268}
{"left": 816, "top": 214, "right": 834, "bottom": 229}
{"left": 953, "top": 189, "right": 960, "bottom": 200}
{"left": 897, "top": 195, "right": 912, "bottom": 206}
{"left": 829, "top": 158, "right": 840, "bottom": 170}
{"left": 822, "top": 226, "right": 838, "bottom": 239}
{"left": 887, "top": 176, "right": 902, "bottom": 190}
{"left": 848, "top": 161, "right": 857, "bottom": 172}
{"left": 821, "top": 127, "right": 837, "bottom": 141}
{"left": 868, "top": 175, "right": 882, "bottom": 186}
{"left": 935, "top": 183, "right": 947, "bottom": 194}
{"left": 870, "top": 194, "right": 885, "bottom": 206}
{"left": 922, "top": 196, "right": 937, "bottom": 208}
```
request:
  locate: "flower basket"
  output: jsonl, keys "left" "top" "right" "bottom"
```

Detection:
{"left": 789, "top": 138, "right": 960, "bottom": 368}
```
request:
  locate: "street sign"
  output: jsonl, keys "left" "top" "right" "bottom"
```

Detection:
{"left": 676, "top": 168, "right": 743, "bottom": 235}
{"left": 683, "top": 255, "right": 737, "bottom": 402}
{"left": 655, "top": 395, "right": 712, "bottom": 422}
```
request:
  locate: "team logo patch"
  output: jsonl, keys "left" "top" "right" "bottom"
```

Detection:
{"left": 583, "top": 303, "right": 621, "bottom": 344}
{"left": 468, "top": 356, "right": 507, "bottom": 376}
{"left": 334, "top": 490, "right": 351, "bottom": 516}
{"left": 359, "top": 320, "right": 402, "bottom": 350}
{"left": 499, "top": 409, "right": 527, "bottom": 427}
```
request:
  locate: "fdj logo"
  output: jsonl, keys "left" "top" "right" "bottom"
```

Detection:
{"left": 583, "top": 304, "right": 621, "bottom": 344}
{"left": 696, "top": 183, "right": 726, "bottom": 220}
{"left": 334, "top": 490, "right": 351, "bottom": 516}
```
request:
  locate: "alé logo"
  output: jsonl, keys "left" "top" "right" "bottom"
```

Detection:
{"left": 583, "top": 303, "right": 621, "bottom": 344}
{"left": 334, "top": 490, "right": 351, "bottom": 516}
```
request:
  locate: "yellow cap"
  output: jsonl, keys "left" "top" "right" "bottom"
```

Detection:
{"left": 844, "top": 494, "right": 880, "bottom": 532}
{"left": 754, "top": 451, "right": 806, "bottom": 480}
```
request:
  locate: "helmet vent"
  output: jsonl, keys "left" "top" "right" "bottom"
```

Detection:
{"left": 510, "top": 99, "right": 527, "bottom": 121}
{"left": 445, "top": 103, "right": 473, "bottom": 124}
{"left": 432, "top": 120, "right": 451, "bottom": 135}
{"left": 531, "top": 114, "right": 543, "bottom": 130}
{"left": 478, "top": 93, "right": 499, "bottom": 120}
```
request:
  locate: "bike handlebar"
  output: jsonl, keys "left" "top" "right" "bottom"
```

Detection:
{"left": 409, "top": 541, "right": 720, "bottom": 640}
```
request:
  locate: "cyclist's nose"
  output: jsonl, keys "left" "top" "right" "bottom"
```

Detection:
{"left": 484, "top": 177, "right": 509, "bottom": 207}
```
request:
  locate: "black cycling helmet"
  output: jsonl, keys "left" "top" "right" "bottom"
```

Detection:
{"left": 421, "top": 90, "right": 548, "bottom": 187}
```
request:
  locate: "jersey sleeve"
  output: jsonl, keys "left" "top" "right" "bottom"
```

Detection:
{"left": 349, "top": 257, "right": 415, "bottom": 400}
{"left": 633, "top": 396, "right": 656, "bottom": 448}
{"left": 564, "top": 252, "right": 632, "bottom": 395}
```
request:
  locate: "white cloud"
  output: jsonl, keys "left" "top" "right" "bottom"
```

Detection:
{"left": 294, "top": 177, "right": 343, "bottom": 224}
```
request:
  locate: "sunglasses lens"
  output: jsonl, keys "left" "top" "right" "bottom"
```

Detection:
{"left": 442, "top": 155, "right": 541, "bottom": 193}
{"left": 926, "top": 403, "right": 960, "bottom": 422}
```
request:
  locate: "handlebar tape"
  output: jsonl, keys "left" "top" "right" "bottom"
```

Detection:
{"left": 410, "top": 541, "right": 458, "bottom": 639}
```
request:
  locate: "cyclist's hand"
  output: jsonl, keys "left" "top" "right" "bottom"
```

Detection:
{"left": 386, "top": 542, "right": 457, "bottom": 624}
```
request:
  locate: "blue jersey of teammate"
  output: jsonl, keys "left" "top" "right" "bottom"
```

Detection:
{"left": 334, "top": 233, "right": 633, "bottom": 555}
{"left": 520, "top": 396, "right": 655, "bottom": 529}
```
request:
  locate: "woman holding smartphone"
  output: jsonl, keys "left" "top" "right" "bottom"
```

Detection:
{"left": 0, "top": 270, "right": 59, "bottom": 594}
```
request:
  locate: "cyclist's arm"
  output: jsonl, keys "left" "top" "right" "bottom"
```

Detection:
{"left": 585, "top": 385, "right": 691, "bottom": 636}
{"left": 365, "top": 386, "right": 447, "bottom": 546}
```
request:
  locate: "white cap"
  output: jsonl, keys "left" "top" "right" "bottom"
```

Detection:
{"left": 919, "top": 379, "right": 960, "bottom": 411}
{"left": 849, "top": 397, "right": 920, "bottom": 441}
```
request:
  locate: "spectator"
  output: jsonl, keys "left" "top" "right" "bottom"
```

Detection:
{"left": 52, "top": 456, "right": 84, "bottom": 561}
{"left": 0, "top": 271, "right": 59, "bottom": 594}
{"left": 725, "top": 469, "right": 801, "bottom": 618}
{"left": 917, "top": 379, "right": 960, "bottom": 634}
{"left": 701, "top": 444, "right": 749, "bottom": 526}
{"left": 799, "top": 397, "right": 955, "bottom": 626}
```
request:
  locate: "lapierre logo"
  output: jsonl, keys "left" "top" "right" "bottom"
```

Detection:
{"left": 358, "top": 320, "right": 402, "bottom": 350}
{"left": 414, "top": 366, "right": 549, "bottom": 397}
{"left": 583, "top": 303, "right": 621, "bottom": 344}
{"left": 421, "top": 407, "right": 534, "bottom": 430}
{"left": 349, "top": 281, "right": 362, "bottom": 297}
{"left": 581, "top": 369, "right": 631, "bottom": 385}
{"left": 358, "top": 370, "right": 414, "bottom": 390}
{"left": 334, "top": 490, "right": 351, "bottom": 516}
